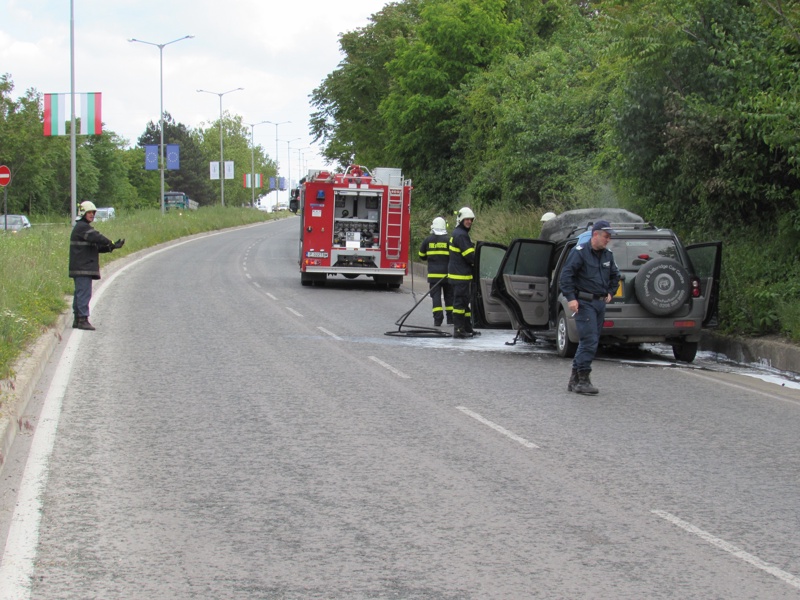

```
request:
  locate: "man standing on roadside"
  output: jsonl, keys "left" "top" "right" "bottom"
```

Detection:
{"left": 69, "top": 201, "right": 125, "bottom": 330}
{"left": 448, "top": 207, "right": 478, "bottom": 339}
{"left": 419, "top": 216, "right": 453, "bottom": 326}
{"left": 559, "top": 220, "right": 620, "bottom": 394}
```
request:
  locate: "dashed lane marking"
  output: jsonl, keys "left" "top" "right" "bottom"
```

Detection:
{"left": 286, "top": 307, "right": 303, "bottom": 318}
{"left": 368, "top": 356, "right": 410, "bottom": 379}
{"left": 318, "top": 327, "right": 343, "bottom": 341}
{"left": 456, "top": 406, "right": 539, "bottom": 449}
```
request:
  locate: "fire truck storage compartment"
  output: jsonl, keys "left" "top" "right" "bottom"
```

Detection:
{"left": 333, "top": 190, "right": 381, "bottom": 249}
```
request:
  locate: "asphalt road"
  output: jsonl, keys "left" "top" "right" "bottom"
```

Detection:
{"left": 1, "top": 217, "right": 799, "bottom": 599}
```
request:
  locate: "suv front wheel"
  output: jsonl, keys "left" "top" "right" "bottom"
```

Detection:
{"left": 556, "top": 310, "right": 578, "bottom": 358}
{"left": 672, "top": 340, "right": 698, "bottom": 363}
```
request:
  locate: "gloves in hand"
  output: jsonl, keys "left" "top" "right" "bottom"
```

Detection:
{"left": 114, "top": 239, "right": 125, "bottom": 249}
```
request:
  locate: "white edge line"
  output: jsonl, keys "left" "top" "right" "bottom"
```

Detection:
{"left": 678, "top": 370, "right": 800, "bottom": 406}
{"left": 265, "top": 293, "right": 276, "bottom": 300}
{"left": 318, "top": 327, "right": 343, "bottom": 341}
{"left": 368, "top": 356, "right": 410, "bottom": 379}
{"left": 0, "top": 331, "right": 83, "bottom": 598}
{"left": 456, "top": 406, "right": 539, "bottom": 449}
{"left": 285, "top": 307, "right": 303, "bottom": 318}
{"left": 651, "top": 510, "right": 800, "bottom": 590}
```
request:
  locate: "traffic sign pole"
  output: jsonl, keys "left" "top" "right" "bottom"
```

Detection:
{"left": 0, "top": 165, "right": 10, "bottom": 232}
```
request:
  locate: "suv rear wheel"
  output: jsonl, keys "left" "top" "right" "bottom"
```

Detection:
{"left": 672, "top": 341, "right": 698, "bottom": 363}
{"left": 556, "top": 310, "right": 578, "bottom": 358}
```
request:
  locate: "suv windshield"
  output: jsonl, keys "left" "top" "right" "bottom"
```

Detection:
{"left": 608, "top": 238, "right": 678, "bottom": 270}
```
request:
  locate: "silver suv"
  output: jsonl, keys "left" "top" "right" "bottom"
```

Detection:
{"left": 472, "top": 210, "right": 722, "bottom": 363}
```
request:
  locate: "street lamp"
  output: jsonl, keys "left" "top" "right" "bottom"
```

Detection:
{"left": 294, "top": 147, "right": 310, "bottom": 181}
{"left": 198, "top": 87, "right": 244, "bottom": 206}
{"left": 245, "top": 120, "right": 269, "bottom": 208}
{"left": 265, "top": 120, "right": 290, "bottom": 201}
{"left": 281, "top": 138, "right": 301, "bottom": 195}
{"left": 128, "top": 35, "right": 194, "bottom": 215}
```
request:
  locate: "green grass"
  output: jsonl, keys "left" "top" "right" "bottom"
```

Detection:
{"left": 0, "top": 207, "right": 279, "bottom": 381}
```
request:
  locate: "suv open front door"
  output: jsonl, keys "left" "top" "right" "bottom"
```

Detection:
{"left": 491, "top": 239, "right": 555, "bottom": 331}
{"left": 473, "top": 242, "right": 511, "bottom": 328}
{"left": 685, "top": 241, "right": 723, "bottom": 327}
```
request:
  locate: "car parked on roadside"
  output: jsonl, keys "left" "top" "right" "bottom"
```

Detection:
{"left": 472, "top": 209, "right": 722, "bottom": 363}
{"left": 1, "top": 214, "right": 31, "bottom": 232}
{"left": 94, "top": 207, "right": 116, "bottom": 222}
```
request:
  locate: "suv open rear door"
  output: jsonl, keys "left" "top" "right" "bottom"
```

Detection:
{"left": 473, "top": 242, "right": 511, "bottom": 328}
{"left": 491, "top": 239, "right": 555, "bottom": 330}
{"left": 686, "top": 241, "right": 723, "bottom": 327}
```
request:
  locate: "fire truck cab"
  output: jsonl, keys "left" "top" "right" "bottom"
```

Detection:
{"left": 298, "top": 165, "right": 412, "bottom": 288}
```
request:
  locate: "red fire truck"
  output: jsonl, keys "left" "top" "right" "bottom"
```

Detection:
{"left": 298, "top": 165, "right": 412, "bottom": 288}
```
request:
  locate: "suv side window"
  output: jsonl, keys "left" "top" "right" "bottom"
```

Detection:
{"left": 609, "top": 238, "right": 679, "bottom": 270}
{"left": 502, "top": 241, "right": 552, "bottom": 277}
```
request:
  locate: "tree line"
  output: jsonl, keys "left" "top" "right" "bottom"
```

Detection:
{"left": 311, "top": 0, "right": 800, "bottom": 239}
{"left": 0, "top": 74, "right": 277, "bottom": 214}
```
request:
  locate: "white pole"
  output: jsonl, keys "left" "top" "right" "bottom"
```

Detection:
{"left": 198, "top": 88, "right": 243, "bottom": 206}
{"left": 69, "top": 0, "right": 76, "bottom": 225}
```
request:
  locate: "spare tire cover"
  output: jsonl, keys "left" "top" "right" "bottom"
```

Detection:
{"left": 634, "top": 258, "right": 690, "bottom": 315}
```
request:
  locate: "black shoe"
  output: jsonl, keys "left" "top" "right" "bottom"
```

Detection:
{"left": 453, "top": 328, "right": 473, "bottom": 339}
{"left": 567, "top": 368, "right": 578, "bottom": 392}
{"left": 573, "top": 371, "right": 598, "bottom": 395}
{"left": 75, "top": 317, "right": 96, "bottom": 331}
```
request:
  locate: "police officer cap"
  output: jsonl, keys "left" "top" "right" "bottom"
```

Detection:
{"left": 592, "top": 220, "right": 615, "bottom": 235}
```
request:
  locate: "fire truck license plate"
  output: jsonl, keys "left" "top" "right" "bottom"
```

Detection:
{"left": 306, "top": 251, "right": 328, "bottom": 258}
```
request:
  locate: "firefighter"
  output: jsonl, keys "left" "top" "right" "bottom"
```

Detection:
{"left": 418, "top": 217, "right": 453, "bottom": 326}
{"left": 69, "top": 201, "right": 125, "bottom": 330}
{"left": 448, "top": 207, "right": 479, "bottom": 339}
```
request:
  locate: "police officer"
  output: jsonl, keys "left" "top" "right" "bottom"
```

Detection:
{"left": 559, "top": 220, "right": 620, "bottom": 394}
{"left": 69, "top": 201, "right": 125, "bottom": 330}
{"left": 418, "top": 216, "right": 453, "bottom": 326}
{"left": 448, "top": 207, "right": 478, "bottom": 339}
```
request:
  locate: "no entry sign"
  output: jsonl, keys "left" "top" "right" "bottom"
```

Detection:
{"left": 0, "top": 165, "right": 10, "bottom": 187}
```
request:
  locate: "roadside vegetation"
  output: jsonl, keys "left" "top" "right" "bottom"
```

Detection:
{"left": 0, "top": 208, "right": 275, "bottom": 380}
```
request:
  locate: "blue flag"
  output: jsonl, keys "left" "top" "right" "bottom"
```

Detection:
{"left": 269, "top": 177, "right": 276, "bottom": 191}
{"left": 166, "top": 145, "right": 180, "bottom": 170}
{"left": 145, "top": 145, "right": 158, "bottom": 170}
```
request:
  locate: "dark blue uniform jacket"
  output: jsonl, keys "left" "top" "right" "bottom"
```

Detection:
{"left": 559, "top": 240, "right": 621, "bottom": 301}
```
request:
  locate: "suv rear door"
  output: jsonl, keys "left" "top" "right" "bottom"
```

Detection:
{"left": 685, "top": 241, "right": 723, "bottom": 326}
{"left": 491, "top": 239, "right": 555, "bottom": 330}
{"left": 473, "top": 242, "right": 511, "bottom": 328}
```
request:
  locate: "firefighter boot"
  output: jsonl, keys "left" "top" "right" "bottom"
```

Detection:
{"left": 72, "top": 315, "right": 79, "bottom": 328}
{"left": 75, "top": 317, "right": 96, "bottom": 331}
{"left": 446, "top": 311, "right": 453, "bottom": 325}
{"left": 453, "top": 314, "right": 473, "bottom": 339}
{"left": 464, "top": 318, "right": 481, "bottom": 336}
{"left": 567, "top": 368, "right": 579, "bottom": 392}
{"left": 434, "top": 314, "right": 443, "bottom": 327}
{"left": 573, "top": 371, "right": 599, "bottom": 395}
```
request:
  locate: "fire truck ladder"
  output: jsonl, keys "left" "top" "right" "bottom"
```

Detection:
{"left": 384, "top": 187, "right": 404, "bottom": 259}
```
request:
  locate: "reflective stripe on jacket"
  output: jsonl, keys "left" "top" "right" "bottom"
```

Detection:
{"left": 419, "top": 233, "right": 450, "bottom": 279}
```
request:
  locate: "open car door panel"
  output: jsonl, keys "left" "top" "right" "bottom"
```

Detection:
{"left": 686, "top": 241, "right": 723, "bottom": 327}
{"left": 492, "top": 239, "right": 555, "bottom": 330}
{"left": 473, "top": 242, "right": 511, "bottom": 328}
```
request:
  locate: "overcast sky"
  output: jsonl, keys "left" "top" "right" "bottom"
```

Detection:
{"left": 2, "top": 0, "right": 390, "bottom": 181}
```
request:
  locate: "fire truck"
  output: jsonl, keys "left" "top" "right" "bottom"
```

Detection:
{"left": 298, "top": 165, "right": 412, "bottom": 288}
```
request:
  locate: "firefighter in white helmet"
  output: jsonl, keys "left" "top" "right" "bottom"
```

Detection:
{"left": 418, "top": 216, "right": 453, "bottom": 326}
{"left": 448, "top": 207, "right": 479, "bottom": 338}
{"left": 69, "top": 201, "right": 125, "bottom": 330}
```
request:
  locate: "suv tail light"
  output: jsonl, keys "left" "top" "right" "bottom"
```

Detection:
{"left": 691, "top": 276, "right": 701, "bottom": 298}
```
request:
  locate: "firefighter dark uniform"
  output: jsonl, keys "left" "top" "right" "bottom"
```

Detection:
{"left": 419, "top": 218, "right": 453, "bottom": 326}
{"left": 559, "top": 220, "right": 620, "bottom": 394}
{"left": 448, "top": 208, "right": 478, "bottom": 338}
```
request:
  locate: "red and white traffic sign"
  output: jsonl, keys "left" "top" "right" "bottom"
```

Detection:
{"left": 0, "top": 165, "right": 10, "bottom": 187}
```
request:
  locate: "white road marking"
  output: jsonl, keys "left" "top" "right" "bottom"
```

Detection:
{"left": 652, "top": 510, "right": 800, "bottom": 590}
{"left": 0, "top": 331, "right": 83, "bottom": 598}
{"left": 368, "top": 356, "right": 410, "bottom": 379}
{"left": 456, "top": 406, "right": 539, "bottom": 449}
{"left": 253, "top": 282, "right": 261, "bottom": 288}
{"left": 266, "top": 293, "right": 277, "bottom": 300}
{"left": 245, "top": 273, "right": 252, "bottom": 279}
{"left": 318, "top": 327, "right": 343, "bottom": 341}
{"left": 679, "top": 370, "right": 800, "bottom": 406}
{"left": 286, "top": 307, "right": 303, "bottom": 318}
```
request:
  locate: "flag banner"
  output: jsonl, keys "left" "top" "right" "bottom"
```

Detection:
{"left": 224, "top": 161, "right": 234, "bottom": 180}
{"left": 80, "top": 92, "right": 102, "bottom": 135}
{"left": 269, "top": 177, "right": 276, "bottom": 190}
{"left": 243, "top": 174, "right": 263, "bottom": 188}
{"left": 279, "top": 176, "right": 286, "bottom": 191}
{"left": 43, "top": 93, "right": 67, "bottom": 136}
{"left": 166, "top": 145, "right": 180, "bottom": 170}
{"left": 210, "top": 161, "right": 220, "bottom": 180}
{"left": 145, "top": 145, "right": 158, "bottom": 170}
{"left": 255, "top": 173, "right": 262, "bottom": 188}
{"left": 243, "top": 173, "right": 248, "bottom": 188}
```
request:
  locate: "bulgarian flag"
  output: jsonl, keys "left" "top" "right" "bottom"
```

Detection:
{"left": 43, "top": 92, "right": 102, "bottom": 136}
{"left": 244, "top": 173, "right": 263, "bottom": 188}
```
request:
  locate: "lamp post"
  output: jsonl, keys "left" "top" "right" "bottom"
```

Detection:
{"left": 245, "top": 121, "right": 269, "bottom": 208}
{"left": 128, "top": 35, "right": 194, "bottom": 215}
{"left": 198, "top": 87, "right": 244, "bottom": 206}
{"left": 265, "top": 120, "right": 290, "bottom": 204}
{"left": 293, "top": 146, "right": 310, "bottom": 186}
{"left": 281, "top": 138, "right": 301, "bottom": 196}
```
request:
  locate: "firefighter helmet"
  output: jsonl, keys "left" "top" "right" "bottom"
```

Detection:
{"left": 79, "top": 201, "right": 97, "bottom": 215}
{"left": 431, "top": 216, "right": 447, "bottom": 234}
{"left": 541, "top": 211, "right": 557, "bottom": 222}
{"left": 456, "top": 207, "right": 475, "bottom": 224}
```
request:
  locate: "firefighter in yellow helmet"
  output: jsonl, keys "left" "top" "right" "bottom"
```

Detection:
{"left": 448, "top": 207, "right": 479, "bottom": 338}
{"left": 69, "top": 201, "right": 125, "bottom": 330}
{"left": 418, "top": 216, "right": 453, "bottom": 326}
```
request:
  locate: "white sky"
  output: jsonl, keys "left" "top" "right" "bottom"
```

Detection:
{"left": 1, "top": 0, "right": 390, "bottom": 192}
